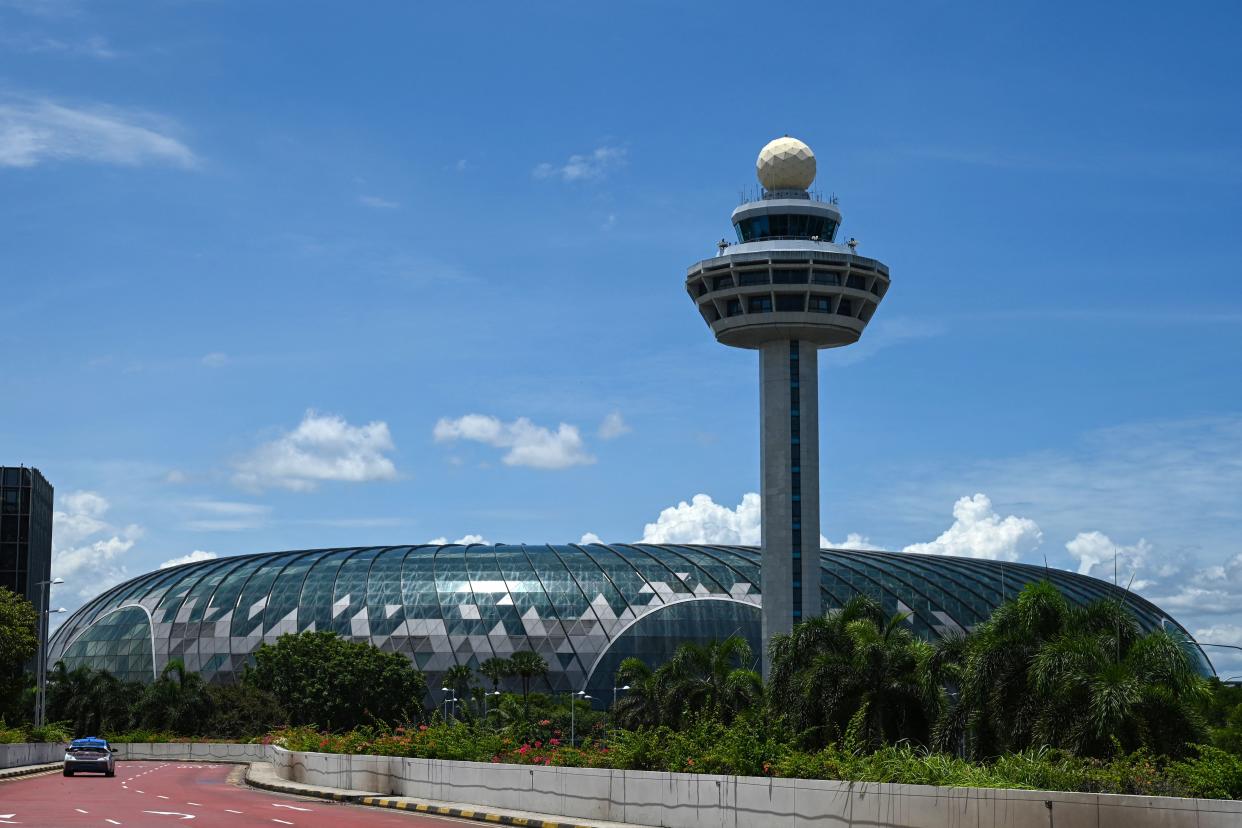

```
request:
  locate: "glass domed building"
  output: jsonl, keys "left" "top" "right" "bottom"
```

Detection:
{"left": 47, "top": 543, "right": 1212, "bottom": 703}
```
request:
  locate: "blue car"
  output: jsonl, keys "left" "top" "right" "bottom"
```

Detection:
{"left": 63, "top": 737, "right": 115, "bottom": 777}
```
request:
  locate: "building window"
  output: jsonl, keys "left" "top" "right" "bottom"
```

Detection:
{"left": 847, "top": 273, "right": 867, "bottom": 290}
{"left": 810, "top": 296, "right": 833, "bottom": 313}
{"left": 772, "top": 268, "right": 808, "bottom": 284}
{"left": 775, "top": 294, "right": 804, "bottom": 312}
{"left": 747, "top": 296, "right": 772, "bottom": 313}
{"left": 738, "top": 272, "right": 769, "bottom": 287}
{"left": 712, "top": 275, "right": 733, "bottom": 291}
{"left": 812, "top": 271, "right": 841, "bottom": 286}
{"left": 837, "top": 298, "right": 854, "bottom": 316}
{"left": 725, "top": 299, "right": 743, "bottom": 317}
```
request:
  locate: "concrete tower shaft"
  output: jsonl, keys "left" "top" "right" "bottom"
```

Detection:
{"left": 684, "top": 136, "right": 890, "bottom": 669}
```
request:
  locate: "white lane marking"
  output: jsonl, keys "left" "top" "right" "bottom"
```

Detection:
{"left": 225, "top": 810, "right": 242, "bottom": 814}
{"left": 141, "top": 812, "right": 195, "bottom": 820}
{"left": 156, "top": 795, "right": 169, "bottom": 799}
{"left": 272, "top": 804, "right": 311, "bottom": 811}
{"left": 271, "top": 821, "right": 293, "bottom": 826}
{"left": 136, "top": 790, "right": 144, "bottom": 794}
{"left": 75, "top": 809, "right": 89, "bottom": 814}
{"left": 186, "top": 802, "right": 202, "bottom": 806}
{"left": 106, "top": 821, "right": 122, "bottom": 825}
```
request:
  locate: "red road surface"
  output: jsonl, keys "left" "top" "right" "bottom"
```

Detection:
{"left": 0, "top": 761, "right": 471, "bottom": 827}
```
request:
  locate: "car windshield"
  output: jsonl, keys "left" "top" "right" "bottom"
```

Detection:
{"left": 70, "top": 739, "right": 108, "bottom": 749}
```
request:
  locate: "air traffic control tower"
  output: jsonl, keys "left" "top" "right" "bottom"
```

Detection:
{"left": 685, "top": 136, "right": 890, "bottom": 669}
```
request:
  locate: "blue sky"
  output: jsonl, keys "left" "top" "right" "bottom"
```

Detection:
{"left": 3, "top": 2, "right": 1241, "bottom": 672}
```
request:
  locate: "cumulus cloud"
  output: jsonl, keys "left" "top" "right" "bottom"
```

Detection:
{"left": 580, "top": 532, "right": 603, "bottom": 544}
{"left": 201, "top": 352, "right": 228, "bottom": 368}
{"left": 427, "top": 534, "right": 489, "bottom": 545}
{"left": 0, "top": 97, "right": 195, "bottom": 168}
{"left": 533, "top": 145, "right": 625, "bottom": 182}
{"left": 902, "top": 494, "right": 1042, "bottom": 561}
{"left": 52, "top": 491, "right": 141, "bottom": 599}
{"left": 433, "top": 414, "right": 594, "bottom": 470}
{"left": 641, "top": 493, "right": 761, "bottom": 545}
{"left": 159, "top": 550, "right": 218, "bottom": 569}
{"left": 1064, "top": 531, "right": 1161, "bottom": 588}
{"left": 598, "top": 411, "right": 631, "bottom": 440}
{"left": 233, "top": 410, "right": 398, "bottom": 492}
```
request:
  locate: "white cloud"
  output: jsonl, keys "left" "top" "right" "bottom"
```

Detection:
{"left": 1064, "top": 531, "right": 1159, "bottom": 588}
{"left": 598, "top": 411, "right": 631, "bottom": 440}
{"left": 52, "top": 491, "right": 141, "bottom": 599}
{"left": 902, "top": 493, "right": 1042, "bottom": 561}
{"left": 580, "top": 532, "right": 603, "bottom": 544}
{"left": 0, "top": 97, "right": 195, "bottom": 168}
{"left": 358, "top": 194, "right": 399, "bottom": 209}
{"left": 0, "top": 32, "right": 118, "bottom": 59}
{"left": 427, "top": 534, "right": 489, "bottom": 545}
{"left": 641, "top": 493, "right": 761, "bottom": 545}
{"left": 533, "top": 145, "right": 625, "bottom": 182}
{"left": 159, "top": 550, "right": 217, "bottom": 569}
{"left": 827, "top": 532, "right": 884, "bottom": 551}
{"left": 201, "top": 352, "right": 228, "bottom": 368}
{"left": 233, "top": 410, "right": 398, "bottom": 492}
{"left": 433, "top": 414, "right": 594, "bottom": 470}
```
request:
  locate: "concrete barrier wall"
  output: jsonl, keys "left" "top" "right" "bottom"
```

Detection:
{"left": 270, "top": 746, "right": 1242, "bottom": 828}
{"left": 114, "top": 742, "right": 269, "bottom": 763}
{"left": 0, "top": 742, "right": 66, "bottom": 769}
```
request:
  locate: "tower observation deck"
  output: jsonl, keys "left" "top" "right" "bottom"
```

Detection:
{"left": 684, "top": 136, "right": 890, "bottom": 672}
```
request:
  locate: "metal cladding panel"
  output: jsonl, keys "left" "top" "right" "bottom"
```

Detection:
{"left": 47, "top": 545, "right": 1215, "bottom": 693}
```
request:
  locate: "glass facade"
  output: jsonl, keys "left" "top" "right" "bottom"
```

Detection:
{"left": 734, "top": 214, "right": 839, "bottom": 242}
{"left": 0, "top": 466, "right": 53, "bottom": 607}
{"left": 47, "top": 544, "right": 1214, "bottom": 703}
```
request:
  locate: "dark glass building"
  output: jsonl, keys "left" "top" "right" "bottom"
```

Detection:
{"left": 47, "top": 543, "right": 1212, "bottom": 701}
{"left": 0, "top": 466, "right": 54, "bottom": 612}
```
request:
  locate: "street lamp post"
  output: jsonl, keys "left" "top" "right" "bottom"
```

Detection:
{"left": 570, "top": 690, "right": 591, "bottom": 747}
{"left": 612, "top": 684, "right": 630, "bottom": 709}
{"left": 485, "top": 690, "right": 500, "bottom": 723}
{"left": 440, "top": 687, "right": 458, "bottom": 722}
{"left": 34, "top": 577, "right": 65, "bottom": 728}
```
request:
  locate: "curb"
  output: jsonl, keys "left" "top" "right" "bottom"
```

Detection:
{"left": 360, "top": 797, "right": 598, "bottom": 828}
{"left": 0, "top": 762, "right": 61, "bottom": 781}
{"left": 243, "top": 765, "right": 361, "bottom": 802}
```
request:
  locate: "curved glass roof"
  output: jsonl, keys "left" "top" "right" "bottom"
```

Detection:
{"left": 48, "top": 544, "right": 1213, "bottom": 695}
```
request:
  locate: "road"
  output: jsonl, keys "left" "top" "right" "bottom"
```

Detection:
{"left": 0, "top": 761, "right": 472, "bottom": 827}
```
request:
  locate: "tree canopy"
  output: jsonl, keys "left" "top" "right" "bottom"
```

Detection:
{"left": 245, "top": 630, "right": 426, "bottom": 730}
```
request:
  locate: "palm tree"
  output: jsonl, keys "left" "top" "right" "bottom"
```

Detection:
{"left": 657, "top": 637, "right": 763, "bottom": 726}
{"left": 611, "top": 657, "right": 659, "bottom": 729}
{"left": 46, "top": 663, "right": 135, "bottom": 736}
{"left": 443, "top": 664, "right": 474, "bottom": 720}
{"left": 479, "top": 657, "right": 512, "bottom": 693}
{"left": 939, "top": 581, "right": 1208, "bottom": 759}
{"left": 508, "top": 650, "right": 548, "bottom": 723}
{"left": 133, "top": 659, "right": 212, "bottom": 735}
{"left": 768, "top": 594, "right": 936, "bottom": 750}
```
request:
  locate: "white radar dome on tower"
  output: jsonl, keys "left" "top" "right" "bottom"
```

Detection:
{"left": 756, "top": 136, "right": 816, "bottom": 192}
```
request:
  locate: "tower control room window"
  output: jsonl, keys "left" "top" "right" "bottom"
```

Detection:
{"left": 836, "top": 298, "right": 854, "bottom": 316}
{"left": 775, "top": 294, "right": 804, "bottom": 312}
{"left": 725, "top": 299, "right": 743, "bottom": 317}
{"left": 748, "top": 296, "right": 772, "bottom": 313}
{"left": 738, "top": 272, "right": 769, "bottom": 287}
{"left": 712, "top": 275, "right": 733, "bottom": 291}
{"left": 772, "top": 268, "right": 808, "bottom": 284}
{"left": 810, "top": 296, "right": 833, "bottom": 313}
{"left": 812, "top": 270, "right": 841, "bottom": 286}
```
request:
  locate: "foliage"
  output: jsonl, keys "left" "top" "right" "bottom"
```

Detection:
{"left": 937, "top": 582, "right": 1208, "bottom": 759}
{"left": 767, "top": 595, "right": 937, "bottom": 750}
{"left": 245, "top": 631, "right": 426, "bottom": 730}
{"left": 45, "top": 662, "right": 140, "bottom": 737}
{"left": 202, "top": 683, "right": 286, "bottom": 739}
{"left": 508, "top": 651, "right": 548, "bottom": 722}
{"left": 478, "top": 657, "right": 512, "bottom": 693}
{"left": 0, "top": 588, "right": 38, "bottom": 720}
{"left": 132, "top": 660, "right": 213, "bottom": 734}
{"left": 612, "top": 637, "right": 762, "bottom": 729}
{"left": 0, "top": 719, "right": 71, "bottom": 743}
